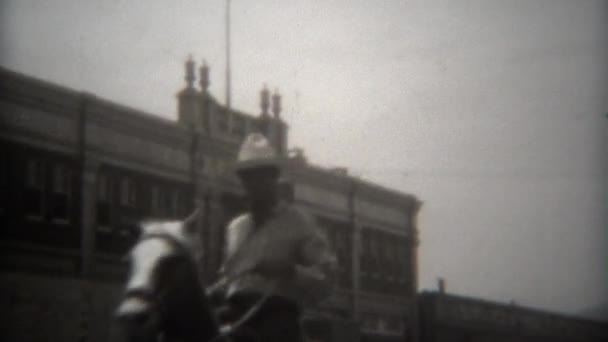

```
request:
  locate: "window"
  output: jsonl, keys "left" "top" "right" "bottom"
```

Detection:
{"left": 317, "top": 216, "right": 352, "bottom": 289}
{"left": 0, "top": 158, "right": 8, "bottom": 215}
{"left": 369, "top": 233, "right": 380, "bottom": 272}
{"left": 149, "top": 184, "right": 171, "bottom": 217}
{"left": 96, "top": 174, "right": 112, "bottom": 232}
{"left": 52, "top": 164, "right": 70, "bottom": 194}
{"left": 360, "top": 228, "right": 404, "bottom": 294}
{"left": 26, "top": 158, "right": 45, "bottom": 189}
{"left": 98, "top": 173, "right": 111, "bottom": 202}
{"left": 159, "top": 187, "right": 169, "bottom": 216}
{"left": 396, "top": 240, "right": 408, "bottom": 278}
{"left": 388, "top": 236, "right": 398, "bottom": 279}
{"left": 120, "top": 178, "right": 136, "bottom": 207}
{"left": 50, "top": 163, "right": 71, "bottom": 224}
{"left": 337, "top": 230, "right": 353, "bottom": 289}
{"left": 383, "top": 235, "right": 393, "bottom": 260}
{"left": 170, "top": 188, "right": 181, "bottom": 217}
{"left": 25, "top": 158, "right": 45, "bottom": 219}
{"left": 360, "top": 229, "right": 371, "bottom": 273}
{"left": 150, "top": 185, "right": 160, "bottom": 214}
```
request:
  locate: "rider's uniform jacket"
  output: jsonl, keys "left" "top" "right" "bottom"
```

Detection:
{"left": 221, "top": 201, "right": 336, "bottom": 306}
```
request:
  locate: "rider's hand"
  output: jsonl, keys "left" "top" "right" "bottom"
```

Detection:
{"left": 254, "top": 259, "right": 295, "bottom": 278}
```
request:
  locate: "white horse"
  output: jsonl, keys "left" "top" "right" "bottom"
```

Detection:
{"left": 115, "top": 210, "right": 272, "bottom": 342}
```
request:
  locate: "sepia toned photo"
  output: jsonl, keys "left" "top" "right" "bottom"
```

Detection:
{"left": 0, "top": 1, "right": 606, "bottom": 341}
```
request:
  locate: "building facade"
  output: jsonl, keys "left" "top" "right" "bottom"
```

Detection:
{"left": 0, "top": 63, "right": 421, "bottom": 342}
{"left": 417, "top": 292, "right": 608, "bottom": 342}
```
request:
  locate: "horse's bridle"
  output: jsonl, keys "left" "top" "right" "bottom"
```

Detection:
{"left": 122, "top": 232, "right": 194, "bottom": 316}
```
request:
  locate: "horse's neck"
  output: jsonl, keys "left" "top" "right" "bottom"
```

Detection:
{"left": 165, "top": 262, "right": 219, "bottom": 342}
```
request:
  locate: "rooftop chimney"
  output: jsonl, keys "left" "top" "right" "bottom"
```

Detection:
{"left": 260, "top": 85, "right": 270, "bottom": 117}
{"left": 438, "top": 277, "right": 446, "bottom": 294}
{"left": 272, "top": 89, "right": 281, "bottom": 118}
{"left": 185, "top": 55, "right": 195, "bottom": 89}
{"left": 199, "top": 61, "right": 209, "bottom": 92}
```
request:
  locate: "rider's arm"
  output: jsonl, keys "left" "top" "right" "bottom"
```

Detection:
{"left": 293, "top": 228, "right": 338, "bottom": 303}
{"left": 219, "top": 214, "right": 254, "bottom": 276}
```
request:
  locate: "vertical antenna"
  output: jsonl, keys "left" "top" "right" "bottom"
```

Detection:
{"left": 225, "top": 0, "right": 232, "bottom": 114}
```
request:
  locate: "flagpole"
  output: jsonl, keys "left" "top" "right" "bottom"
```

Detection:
{"left": 225, "top": 0, "right": 232, "bottom": 120}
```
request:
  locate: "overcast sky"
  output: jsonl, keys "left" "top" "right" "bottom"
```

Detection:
{"left": 2, "top": 0, "right": 607, "bottom": 319}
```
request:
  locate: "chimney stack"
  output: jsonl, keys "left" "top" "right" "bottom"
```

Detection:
{"left": 199, "top": 61, "right": 209, "bottom": 92}
{"left": 185, "top": 55, "right": 195, "bottom": 88}
{"left": 272, "top": 89, "right": 281, "bottom": 118}
{"left": 260, "top": 85, "right": 270, "bottom": 117}
{"left": 438, "top": 277, "right": 446, "bottom": 294}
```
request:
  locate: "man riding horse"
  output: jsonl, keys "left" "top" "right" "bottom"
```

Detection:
{"left": 216, "top": 132, "right": 337, "bottom": 341}
{"left": 115, "top": 133, "right": 336, "bottom": 341}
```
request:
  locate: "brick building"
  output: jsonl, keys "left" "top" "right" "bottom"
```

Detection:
{"left": 0, "top": 62, "right": 421, "bottom": 342}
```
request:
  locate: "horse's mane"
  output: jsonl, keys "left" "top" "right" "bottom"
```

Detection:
{"left": 137, "top": 219, "right": 196, "bottom": 251}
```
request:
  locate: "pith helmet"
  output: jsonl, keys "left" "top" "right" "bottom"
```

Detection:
{"left": 235, "top": 133, "right": 280, "bottom": 171}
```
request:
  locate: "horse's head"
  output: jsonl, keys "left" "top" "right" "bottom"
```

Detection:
{"left": 115, "top": 209, "right": 217, "bottom": 341}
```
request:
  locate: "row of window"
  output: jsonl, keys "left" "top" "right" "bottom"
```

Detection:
{"left": 21, "top": 158, "right": 74, "bottom": 223}
{"left": 95, "top": 171, "right": 190, "bottom": 241}
{"left": 0, "top": 147, "right": 412, "bottom": 292}
{"left": 361, "top": 229, "right": 407, "bottom": 260}
{"left": 96, "top": 173, "right": 185, "bottom": 214}
{"left": 315, "top": 216, "right": 413, "bottom": 294}
{"left": 0, "top": 151, "right": 191, "bottom": 247}
{"left": 360, "top": 229, "right": 410, "bottom": 276}
{"left": 95, "top": 171, "right": 191, "bottom": 254}
{"left": 360, "top": 228, "right": 412, "bottom": 295}
{"left": 20, "top": 165, "right": 188, "bottom": 225}
{"left": 0, "top": 145, "right": 82, "bottom": 247}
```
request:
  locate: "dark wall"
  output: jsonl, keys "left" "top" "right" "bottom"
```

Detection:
{"left": 0, "top": 273, "right": 123, "bottom": 342}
